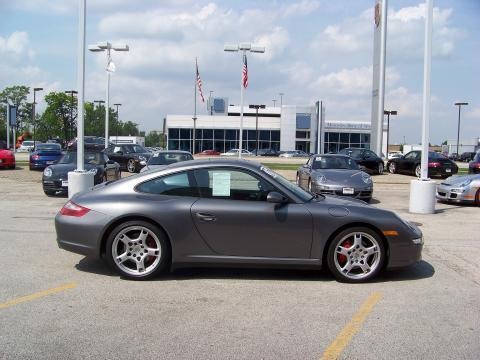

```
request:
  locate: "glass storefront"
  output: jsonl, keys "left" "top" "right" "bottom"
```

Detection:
{"left": 324, "top": 132, "right": 370, "bottom": 153}
{"left": 168, "top": 128, "right": 280, "bottom": 153}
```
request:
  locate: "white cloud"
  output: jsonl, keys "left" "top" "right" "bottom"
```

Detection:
{"left": 254, "top": 27, "right": 290, "bottom": 61}
{"left": 282, "top": 0, "right": 320, "bottom": 18}
{"left": 0, "top": 32, "right": 34, "bottom": 58}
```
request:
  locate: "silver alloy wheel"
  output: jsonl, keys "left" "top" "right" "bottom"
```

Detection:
{"left": 415, "top": 165, "right": 421, "bottom": 177}
{"left": 127, "top": 159, "right": 136, "bottom": 173}
{"left": 389, "top": 162, "right": 396, "bottom": 174}
{"left": 378, "top": 163, "right": 384, "bottom": 174}
{"left": 333, "top": 231, "right": 381, "bottom": 281}
{"left": 112, "top": 225, "right": 162, "bottom": 276}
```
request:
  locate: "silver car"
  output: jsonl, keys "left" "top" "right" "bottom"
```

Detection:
{"left": 436, "top": 174, "right": 480, "bottom": 205}
{"left": 297, "top": 154, "right": 373, "bottom": 202}
{"left": 140, "top": 150, "right": 193, "bottom": 173}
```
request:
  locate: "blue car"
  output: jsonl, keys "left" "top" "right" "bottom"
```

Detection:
{"left": 29, "top": 143, "right": 63, "bottom": 170}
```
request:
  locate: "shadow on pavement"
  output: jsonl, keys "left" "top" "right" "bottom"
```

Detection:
{"left": 75, "top": 257, "right": 435, "bottom": 283}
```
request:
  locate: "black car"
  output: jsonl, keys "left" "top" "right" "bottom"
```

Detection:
{"left": 253, "top": 148, "right": 280, "bottom": 156}
{"left": 459, "top": 152, "right": 476, "bottom": 162}
{"left": 106, "top": 144, "right": 152, "bottom": 173}
{"left": 67, "top": 136, "right": 113, "bottom": 151}
{"left": 42, "top": 151, "right": 120, "bottom": 196}
{"left": 338, "top": 148, "right": 384, "bottom": 175}
{"left": 387, "top": 151, "right": 458, "bottom": 178}
{"left": 469, "top": 152, "right": 480, "bottom": 174}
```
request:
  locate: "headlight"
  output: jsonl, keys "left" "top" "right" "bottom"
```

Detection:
{"left": 412, "top": 237, "right": 423, "bottom": 245}
{"left": 138, "top": 156, "right": 147, "bottom": 162}
{"left": 361, "top": 173, "right": 372, "bottom": 184}
{"left": 43, "top": 167, "right": 52, "bottom": 177}
{"left": 88, "top": 168, "right": 98, "bottom": 175}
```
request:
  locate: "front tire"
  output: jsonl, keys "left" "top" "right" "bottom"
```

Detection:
{"left": 327, "top": 227, "right": 385, "bottom": 283}
{"left": 106, "top": 220, "right": 170, "bottom": 280}
{"left": 415, "top": 164, "right": 421, "bottom": 177}
{"left": 388, "top": 162, "right": 396, "bottom": 174}
{"left": 127, "top": 159, "right": 137, "bottom": 173}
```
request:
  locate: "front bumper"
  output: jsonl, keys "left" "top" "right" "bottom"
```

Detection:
{"left": 311, "top": 183, "right": 372, "bottom": 200}
{"left": 436, "top": 185, "right": 475, "bottom": 203}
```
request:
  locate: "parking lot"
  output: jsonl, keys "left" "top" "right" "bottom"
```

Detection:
{"left": 0, "top": 164, "right": 479, "bottom": 360}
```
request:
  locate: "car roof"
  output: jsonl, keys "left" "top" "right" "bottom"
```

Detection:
{"left": 310, "top": 154, "right": 351, "bottom": 158}
{"left": 154, "top": 150, "right": 192, "bottom": 154}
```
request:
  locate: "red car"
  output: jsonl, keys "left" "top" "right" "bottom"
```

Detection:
{"left": 0, "top": 141, "right": 15, "bottom": 169}
{"left": 196, "top": 149, "right": 220, "bottom": 156}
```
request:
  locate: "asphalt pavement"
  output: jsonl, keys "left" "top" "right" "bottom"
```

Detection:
{"left": 0, "top": 165, "right": 479, "bottom": 360}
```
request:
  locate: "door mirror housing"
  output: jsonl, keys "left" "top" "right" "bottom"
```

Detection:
{"left": 267, "top": 191, "right": 288, "bottom": 204}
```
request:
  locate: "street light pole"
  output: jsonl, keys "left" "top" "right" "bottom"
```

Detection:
{"left": 209, "top": 91, "right": 214, "bottom": 115}
{"left": 88, "top": 41, "right": 129, "bottom": 149}
{"left": 32, "top": 87, "right": 43, "bottom": 150}
{"left": 249, "top": 104, "right": 266, "bottom": 155}
{"left": 454, "top": 102, "right": 468, "bottom": 156}
{"left": 224, "top": 43, "right": 265, "bottom": 159}
{"left": 272, "top": 99, "right": 276, "bottom": 107}
{"left": 114, "top": 103, "right": 121, "bottom": 143}
{"left": 279, "top": 93, "right": 284, "bottom": 107}
{"left": 65, "top": 90, "right": 77, "bottom": 141}
{"left": 383, "top": 110, "right": 397, "bottom": 157}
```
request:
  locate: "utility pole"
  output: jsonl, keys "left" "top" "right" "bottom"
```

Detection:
{"left": 249, "top": 104, "right": 266, "bottom": 155}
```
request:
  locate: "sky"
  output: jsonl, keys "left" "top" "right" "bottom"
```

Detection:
{"left": 1, "top": 0, "right": 479, "bottom": 145}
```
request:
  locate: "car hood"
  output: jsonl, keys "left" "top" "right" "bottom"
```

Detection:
{"left": 311, "top": 169, "right": 369, "bottom": 186}
{"left": 47, "top": 163, "right": 100, "bottom": 176}
{"left": 441, "top": 174, "right": 480, "bottom": 185}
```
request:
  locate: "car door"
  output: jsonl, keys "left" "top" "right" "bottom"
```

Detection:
{"left": 190, "top": 167, "right": 313, "bottom": 258}
{"left": 363, "top": 150, "right": 379, "bottom": 172}
{"left": 398, "top": 151, "right": 418, "bottom": 174}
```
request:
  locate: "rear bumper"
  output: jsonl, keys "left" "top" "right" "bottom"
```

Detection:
{"left": 0, "top": 158, "right": 15, "bottom": 167}
{"left": 429, "top": 167, "right": 457, "bottom": 177}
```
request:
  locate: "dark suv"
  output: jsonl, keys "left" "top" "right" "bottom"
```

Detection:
{"left": 67, "top": 136, "right": 112, "bottom": 151}
{"left": 338, "top": 147, "right": 384, "bottom": 174}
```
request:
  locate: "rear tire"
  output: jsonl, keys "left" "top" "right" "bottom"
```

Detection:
{"left": 388, "top": 162, "right": 396, "bottom": 174}
{"left": 415, "top": 164, "right": 421, "bottom": 177}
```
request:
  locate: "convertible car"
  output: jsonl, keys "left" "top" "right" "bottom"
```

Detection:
{"left": 55, "top": 159, "right": 423, "bottom": 283}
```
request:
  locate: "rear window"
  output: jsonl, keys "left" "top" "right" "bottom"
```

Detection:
{"left": 36, "top": 144, "right": 61, "bottom": 151}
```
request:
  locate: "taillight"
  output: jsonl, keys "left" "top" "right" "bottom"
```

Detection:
{"left": 428, "top": 162, "right": 440, "bottom": 167}
{"left": 32, "top": 155, "right": 40, "bottom": 160}
{"left": 60, "top": 201, "right": 90, "bottom": 217}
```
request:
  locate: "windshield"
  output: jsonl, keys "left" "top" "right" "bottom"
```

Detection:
{"left": 429, "top": 152, "right": 447, "bottom": 159}
{"left": 474, "top": 153, "right": 480, "bottom": 162}
{"left": 339, "top": 148, "right": 362, "bottom": 158}
{"left": 58, "top": 152, "right": 104, "bottom": 165}
{"left": 22, "top": 141, "right": 34, "bottom": 146}
{"left": 259, "top": 165, "right": 313, "bottom": 202}
{"left": 148, "top": 152, "right": 193, "bottom": 165}
{"left": 36, "top": 144, "right": 61, "bottom": 151}
{"left": 312, "top": 156, "right": 359, "bottom": 170}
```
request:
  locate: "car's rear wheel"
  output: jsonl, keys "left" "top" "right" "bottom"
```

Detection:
{"left": 377, "top": 162, "right": 384, "bottom": 175}
{"left": 415, "top": 164, "right": 421, "bottom": 177}
{"left": 327, "top": 227, "right": 385, "bottom": 283}
{"left": 106, "top": 220, "right": 169, "bottom": 280}
{"left": 126, "top": 159, "right": 136, "bottom": 173}
{"left": 388, "top": 162, "right": 396, "bottom": 174}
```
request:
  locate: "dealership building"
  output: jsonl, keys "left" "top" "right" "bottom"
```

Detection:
{"left": 166, "top": 98, "right": 379, "bottom": 154}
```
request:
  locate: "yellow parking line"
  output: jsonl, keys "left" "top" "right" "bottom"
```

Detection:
{"left": 0, "top": 282, "right": 77, "bottom": 310}
{"left": 320, "top": 292, "right": 383, "bottom": 360}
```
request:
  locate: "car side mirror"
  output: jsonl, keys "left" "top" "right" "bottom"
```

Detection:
{"left": 267, "top": 191, "right": 288, "bottom": 204}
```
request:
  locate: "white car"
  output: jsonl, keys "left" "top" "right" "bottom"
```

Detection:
{"left": 387, "top": 152, "right": 403, "bottom": 160}
{"left": 220, "top": 149, "right": 252, "bottom": 156}
{"left": 18, "top": 140, "right": 42, "bottom": 152}
{"left": 279, "top": 150, "right": 309, "bottom": 158}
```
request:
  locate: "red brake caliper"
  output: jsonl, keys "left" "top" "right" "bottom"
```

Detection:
{"left": 338, "top": 241, "right": 352, "bottom": 264}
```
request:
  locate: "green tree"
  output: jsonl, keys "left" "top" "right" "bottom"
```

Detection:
{"left": 145, "top": 131, "right": 166, "bottom": 148}
{"left": 121, "top": 121, "right": 139, "bottom": 136}
{"left": 0, "top": 86, "right": 32, "bottom": 141}
{"left": 37, "top": 92, "right": 75, "bottom": 141}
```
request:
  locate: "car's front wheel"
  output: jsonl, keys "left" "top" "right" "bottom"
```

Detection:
{"left": 106, "top": 220, "right": 170, "bottom": 280}
{"left": 327, "top": 227, "right": 385, "bottom": 283}
{"left": 388, "top": 162, "right": 396, "bottom": 174}
{"left": 126, "top": 159, "right": 137, "bottom": 173}
{"left": 415, "top": 164, "right": 421, "bottom": 177}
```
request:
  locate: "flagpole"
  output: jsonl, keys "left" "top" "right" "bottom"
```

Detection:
{"left": 193, "top": 58, "right": 197, "bottom": 154}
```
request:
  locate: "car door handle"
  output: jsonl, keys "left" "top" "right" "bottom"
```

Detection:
{"left": 195, "top": 213, "right": 216, "bottom": 222}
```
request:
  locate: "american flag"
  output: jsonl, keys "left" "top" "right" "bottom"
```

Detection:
{"left": 242, "top": 54, "right": 248, "bottom": 88}
{"left": 196, "top": 59, "right": 205, "bottom": 102}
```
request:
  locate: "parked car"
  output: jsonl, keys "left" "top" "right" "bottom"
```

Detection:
{"left": 296, "top": 154, "right": 373, "bottom": 202}
{"left": 220, "top": 149, "right": 252, "bottom": 156}
{"left": 387, "top": 151, "right": 458, "bottom": 178}
{"left": 0, "top": 141, "right": 15, "bottom": 169}
{"left": 459, "top": 152, "right": 476, "bottom": 162}
{"left": 448, "top": 153, "right": 459, "bottom": 161}
{"left": 338, "top": 148, "right": 384, "bottom": 175}
{"left": 279, "top": 150, "right": 309, "bottom": 158}
{"left": 29, "top": 143, "right": 63, "bottom": 170}
{"left": 387, "top": 151, "right": 403, "bottom": 160}
{"left": 196, "top": 149, "right": 221, "bottom": 156}
{"left": 67, "top": 136, "right": 112, "bottom": 151}
{"left": 468, "top": 152, "right": 480, "bottom": 174}
{"left": 140, "top": 151, "right": 194, "bottom": 173}
{"left": 18, "top": 140, "right": 42, "bottom": 152}
{"left": 46, "top": 138, "right": 65, "bottom": 148}
{"left": 55, "top": 159, "right": 423, "bottom": 283}
{"left": 106, "top": 144, "right": 152, "bottom": 173}
{"left": 436, "top": 174, "right": 480, "bottom": 205}
{"left": 42, "top": 151, "right": 120, "bottom": 196}
{"left": 253, "top": 148, "right": 280, "bottom": 157}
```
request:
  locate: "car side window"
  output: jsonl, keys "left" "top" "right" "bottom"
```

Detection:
{"left": 136, "top": 171, "right": 198, "bottom": 197}
{"left": 193, "top": 168, "right": 276, "bottom": 201}
{"left": 404, "top": 152, "right": 417, "bottom": 160}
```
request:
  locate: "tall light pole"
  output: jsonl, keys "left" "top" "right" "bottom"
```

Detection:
{"left": 114, "top": 103, "right": 122, "bottom": 143}
{"left": 383, "top": 110, "right": 397, "bottom": 156}
{"left": 279, "top": 93, "right": 284, "bottom": 107}
{"left": 32, "top": 87, "right": 43, "bottom": 150}
{"left": 224, "top": 42, "right": 265, "bottom": 158}
{"left": 272, "top": 99, "right": 277, "bottom": 107}
{"left": 88, "top": 41, "right": 129, "bottom": 149}
{"left": 454, "top": 102, "right": 468, "bottom": 156}
{"left": 249, "top": 104, "right": 266, "bottom": 155}
{"left": 209, "top": 91, "right": 214, "bottom": 115}
{"left": 65, "top": 90, "right": 77, "bottom": 141}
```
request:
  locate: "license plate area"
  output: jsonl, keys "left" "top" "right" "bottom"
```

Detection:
{"left": 61, "top": 180, "right": 68, "bottom": 187}
{"left": 343, "top": 187, "right": 354, "bottom": 195}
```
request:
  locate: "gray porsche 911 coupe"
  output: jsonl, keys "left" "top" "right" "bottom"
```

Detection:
{"left": 55, "top": 159, "right": 423, "bottom": 283}
{"left": 296, "top": 154, "right": 373, "bottom": 202}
